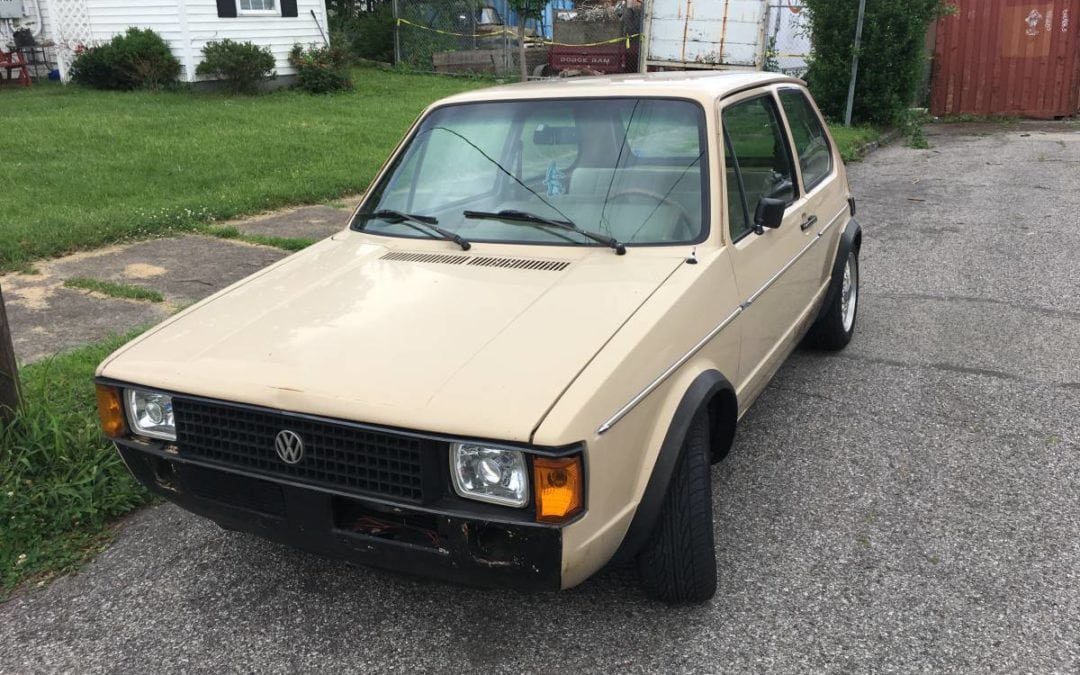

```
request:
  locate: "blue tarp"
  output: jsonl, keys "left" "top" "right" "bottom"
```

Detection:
{"left": 488, "top": 0, "right": 575, "bottom": 39}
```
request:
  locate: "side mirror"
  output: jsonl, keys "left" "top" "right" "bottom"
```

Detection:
{"left": 753, "top": 198, "right": 787, "bottom": 235}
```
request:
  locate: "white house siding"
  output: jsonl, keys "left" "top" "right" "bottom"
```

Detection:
{"left": 40, "top": 0, "right": 328, "bottom": 82}
{"left": 85, "top": 0, "right": 184, "bottom": 71}
{"left": 185, "top": 0, "right": 328, "bottom": 81}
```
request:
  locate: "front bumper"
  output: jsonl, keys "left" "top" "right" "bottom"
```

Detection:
{"left": 117, "top": 443, "right": 564, "bottom": 591}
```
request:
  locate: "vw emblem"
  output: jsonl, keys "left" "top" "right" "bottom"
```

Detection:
{"left": 274, "top": 430, "right": 305, "bottom": 464}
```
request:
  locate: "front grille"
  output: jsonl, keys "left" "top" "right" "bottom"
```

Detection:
{"left": 173, "top": 398, "right": 433, "bottom": 502}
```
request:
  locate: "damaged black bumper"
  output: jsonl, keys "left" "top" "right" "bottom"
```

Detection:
{"left": 116, "top": 442, "right": 564, "bottom": 591}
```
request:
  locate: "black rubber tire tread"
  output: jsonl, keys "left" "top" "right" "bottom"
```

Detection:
{"left": 636, "top": 410, "right": 717, "bottom": 604}
{"left": 805, "top": 248, "right": 859, "bottom": 351}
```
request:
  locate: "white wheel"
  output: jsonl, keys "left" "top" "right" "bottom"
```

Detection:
{"left": 805, "top": 247, "right": 859, "bottom": 350}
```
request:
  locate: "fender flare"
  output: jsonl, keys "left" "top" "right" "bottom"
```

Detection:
{"left": 814, "top": 217, "right": 862, "bottom": 326}
{"left": 611, "top": 369, "right": 735, "bottom": 564}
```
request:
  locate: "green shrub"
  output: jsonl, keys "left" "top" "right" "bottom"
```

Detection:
{"left": 803, "top": 1, "right": 947, "bottom": 125}
{"left": 68, "top": 45, "right": 116, "bottom": 89}
{"left": 69, "top": 28, "right": 181, "bottom": 90}
{"left": 196, "top": 39, "right": 276, "bottom": 94}
{"left": 288, "top": 43, "right": 353, "bottom": 94}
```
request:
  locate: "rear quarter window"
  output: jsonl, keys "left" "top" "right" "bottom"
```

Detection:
{"left": 778, "top": 89, "right": 834, "bottom": 191}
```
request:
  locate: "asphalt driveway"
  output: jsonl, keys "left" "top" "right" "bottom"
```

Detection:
{"left": 2, "top": 121, "right": 1078, "bottom": 673}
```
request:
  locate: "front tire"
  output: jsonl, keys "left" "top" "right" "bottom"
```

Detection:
{"left": 636, "top": 411, "right": 717, "bottom": 604}
{"left": 805, "top": 247, "right": 859, "bottom": 350}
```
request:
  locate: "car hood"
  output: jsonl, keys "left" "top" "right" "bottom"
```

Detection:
{"left": 100, "top": 235, "right": 683, "bottom": 443}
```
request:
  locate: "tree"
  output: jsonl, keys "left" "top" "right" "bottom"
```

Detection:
{"left": 803, "top": 0, "right": 947, "bottom": 124}
{"left": 0, "top": 282, "right": 20, "bottom": 420}
{"left": 326, "top": 0, "right": 395, "bottom": 64}
{"left": 325, "top": 0, "right": 386, "bottom": 29}
{"left": 507, "top": 0, "right": 543, "bottom": 82}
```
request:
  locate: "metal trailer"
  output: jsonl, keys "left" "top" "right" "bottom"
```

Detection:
{"left": 641, "top": 0, "right": 772, "bottom": 71}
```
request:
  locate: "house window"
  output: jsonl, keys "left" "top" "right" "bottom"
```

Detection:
{"left": 238, "top": 0, "right": 276, "bottom": 14}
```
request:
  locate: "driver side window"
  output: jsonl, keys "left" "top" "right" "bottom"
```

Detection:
{"left": 723, "top": 95, "right": 797, "bottom": 241}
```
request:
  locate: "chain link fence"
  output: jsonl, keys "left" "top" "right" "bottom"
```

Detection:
{"left": 765, "top": 1, "right": 811, "bottom": 78}
{"left": 394, "top": 1, "right": 537, "bottom": 75}
{"left": 393, "top": 1, "right": 640, "bottom": 77}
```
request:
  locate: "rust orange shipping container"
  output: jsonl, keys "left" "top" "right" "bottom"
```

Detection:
{"left": 932, "top": 0, "right": 1080, "bottom": 118}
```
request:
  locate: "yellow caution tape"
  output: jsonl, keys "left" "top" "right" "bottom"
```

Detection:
{"left": 396, "top": 18, "right": 640, "bottom": 49}
{"left": 527, "top": 33, "right": 641, "bottom": 48}
{"left": 396, "top": 18, "right": 517, "bottom": 39}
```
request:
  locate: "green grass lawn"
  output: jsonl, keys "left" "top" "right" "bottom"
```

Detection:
{"left": 830, "top": 125, "right": 884, "bottom": 161}
{"left": 0, "top": 68, "right": 488, "bottom": 272}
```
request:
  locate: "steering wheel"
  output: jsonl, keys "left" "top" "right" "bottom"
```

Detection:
{"left": 608, "top": 188, "right": 696, "bottom": 242}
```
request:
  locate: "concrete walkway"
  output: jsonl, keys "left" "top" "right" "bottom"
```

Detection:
{"left": 0, "top": 205, "right": 353, "bottom": 363}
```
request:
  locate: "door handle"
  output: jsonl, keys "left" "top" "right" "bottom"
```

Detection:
{"left": 800, "top": 215, "right": 818, "bottom": 231}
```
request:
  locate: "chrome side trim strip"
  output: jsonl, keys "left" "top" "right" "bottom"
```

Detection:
{"left": 596, "top": 207, "right": 847, "bottom": 435}
{"left": 596, "top": 306, "right": 743, "bottom": 435}
{"left": 742, "top": 236, "right": 819, "bottom": 309}
{"left": 743, "top": 207, "right": 846, "bottom": 309}
{"left": 819, "top": 210, "right": 844, "bottom": 237}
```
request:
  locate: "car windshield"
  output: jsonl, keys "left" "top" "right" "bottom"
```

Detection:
{"left": 352, "top": 98, "right": 709, "bottom": 248}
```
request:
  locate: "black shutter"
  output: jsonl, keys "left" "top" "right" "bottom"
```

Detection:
{"left": 281, "top": 0, "right": 298, "bottom": 17}
{"left": 216, "top": 0, "right": 237, "bottom": 17}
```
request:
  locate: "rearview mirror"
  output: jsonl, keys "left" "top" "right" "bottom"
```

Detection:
{"left": 533, "top": 125, "right": 578, "bottom": 146}
{"left": 753, "top": 198, "right": 786, "bottom": 235}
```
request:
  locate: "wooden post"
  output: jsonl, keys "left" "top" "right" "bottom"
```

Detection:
{"left": 0, "top": 281, "right": 20, "bottom": 420}
{"left": 392, "top": 0, "right": 401, "bottom": 66}
{"left": 518, "top": 19, "right": 527, "bottom": 81}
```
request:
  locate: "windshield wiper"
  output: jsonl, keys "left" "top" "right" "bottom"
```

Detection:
{"left": 369, "top": 209, "right": 471, "bottom": 251}
{"left": 463, "top": 209, "right": 626, "bottom": 255}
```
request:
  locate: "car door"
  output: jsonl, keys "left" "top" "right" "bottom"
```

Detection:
{"left": 721, "top": 88, "right": 819, "bottom": 409}
{"left": 775, "top": 86, "right": 849, "bottom": 300}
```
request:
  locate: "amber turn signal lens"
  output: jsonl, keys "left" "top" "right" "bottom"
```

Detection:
{"left": 95, "top": 384, "right": 126, "bottom": 438}
{"left": 534, "top": 456, "right": 583, "bottom": 523}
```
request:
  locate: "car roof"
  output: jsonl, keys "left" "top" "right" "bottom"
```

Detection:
{"left": 435, "top": 71, "right": 804, "bottom": 107}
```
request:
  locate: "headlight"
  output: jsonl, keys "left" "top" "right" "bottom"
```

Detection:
{"left": 449, "top": 443, "right": 529, "bottom": 508}
{"left": 124, "top": 389, "right": 176, "bottom": 441}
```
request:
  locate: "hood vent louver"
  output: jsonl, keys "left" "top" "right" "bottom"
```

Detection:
{"left": 468, "top": 257, "right": 570, "bottom": 271}
{"left": 380, "top": 251, "right": 471, "bottom": 265}
{"left": 380, "top": 251, "right": 570, "bottom": 272}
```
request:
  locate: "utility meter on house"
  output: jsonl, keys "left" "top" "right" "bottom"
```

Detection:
{"left": 0, "top": 0, "right": 23, "bottom": 20}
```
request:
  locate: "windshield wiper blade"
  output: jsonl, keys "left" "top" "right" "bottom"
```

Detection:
{"left": 370, "top": 209, "right": 471, "bottom": 251}
{"left": 463, "top": 209, "right": 626, "bottom": 255}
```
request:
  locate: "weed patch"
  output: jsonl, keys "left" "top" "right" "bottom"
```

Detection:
{"left": 830, "top": 126, "right": 884, "bottom": 161}
{"left": 200, "top": 225, "right": 315, "bottom": 252}
{"left": 0, "top": 333, "right": 152, "bottom": 597}
{"left": 64, "top": 278, "right": 165, "bottom": 303}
